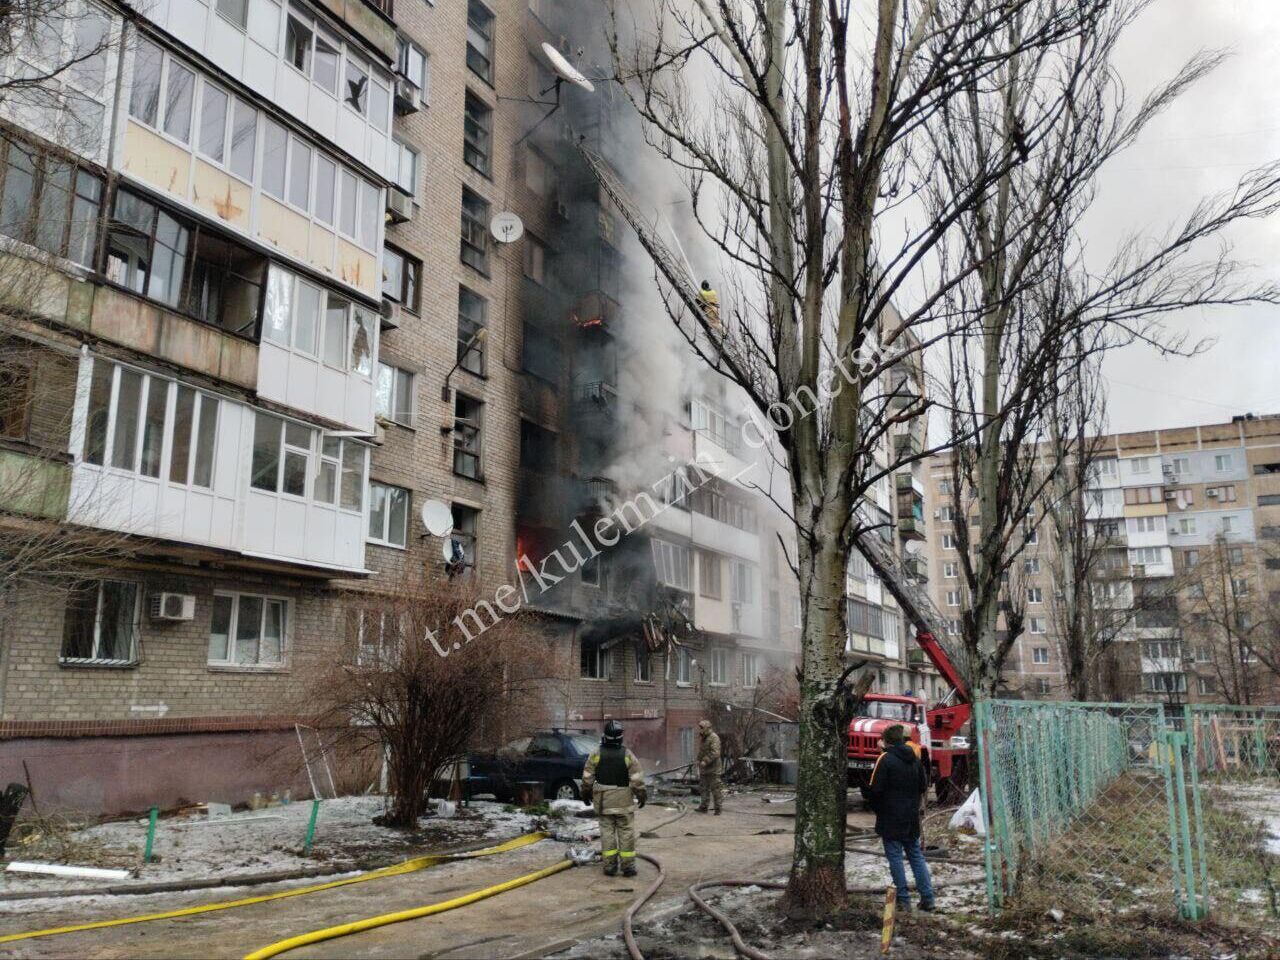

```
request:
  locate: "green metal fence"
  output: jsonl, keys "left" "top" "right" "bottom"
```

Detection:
{"left": 976, "top": 701, "right": 1280, "bottom": 930}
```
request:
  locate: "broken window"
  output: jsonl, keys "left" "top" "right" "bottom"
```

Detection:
{"left": 458, "top": 287, "right": 488, "bottom": 375}
{"left": 375, "top": 362, "right": 414, "bottom": 426}
{"left": 344, "top": 56, "right": 368, "bottom": 114}
{"left": 466, "top": 0, "right": 495, "bottom": 83}
{"left": 463, "top": 91, "right": 492, "bottom": 174}
{"left": 61, "top": 580, "right": 139, "bottom": 664}
{"left": 460, "top": 188, "right": 489, "bottom": 273}
{"left": 209, "top": 592, "right": 286, "bottom": 666}
{"left": 453, "top": 394, "right": 483, "bottom": 480}
{"left": 382, "top": 245, "right": 420, "bottom": 310}
{"left": 451, "top": 503, "right": 479, "bottom": 568}
{"left": 106, "top": 188, "right": 265, "bottom": 335}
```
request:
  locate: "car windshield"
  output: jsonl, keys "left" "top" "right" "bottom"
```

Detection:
{"left": 570, "top": 735, "right": 599, "bottom": 756}
{"left": 859, "top": 701, "right": 916, "bottom": 722}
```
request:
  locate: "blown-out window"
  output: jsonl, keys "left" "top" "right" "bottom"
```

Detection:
{"left": 460, "top": 188, "right": 489, "bottom": 273}
{"left": 105, "top": 188, "right": 264, "bottom": 336}
{"left": 61, "top": 580, "right": 140, "bottom": 665}
{"left": 261, "top": 265, "right": 376, "bottom": 377}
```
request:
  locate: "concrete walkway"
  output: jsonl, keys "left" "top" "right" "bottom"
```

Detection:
{"left": 1, "top": 796, "right": 872, "bottom": 959}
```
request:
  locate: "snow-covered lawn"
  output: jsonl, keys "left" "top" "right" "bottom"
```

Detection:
{"left": 1, "top": 797, "right": 537, "bottom": 895}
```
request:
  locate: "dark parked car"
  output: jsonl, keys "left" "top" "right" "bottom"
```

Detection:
{"left": 464, "top": 730, "right": 600, "bottom": 802}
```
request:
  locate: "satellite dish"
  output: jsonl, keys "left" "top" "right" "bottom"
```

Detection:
{"left": 421, "top": 499, "right": 453, "bottom": 537}
{"left": 490, "top": 211, "right": 524, "bottom": 244}
{"left": 541, "top": 42, "right": 595, "bottom": 93}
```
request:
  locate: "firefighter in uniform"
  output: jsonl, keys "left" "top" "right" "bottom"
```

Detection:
{"left": 581, "top": 720, "right": 647, "bottom": 876}
{"left": 698, "top": 281, "right": 722, "bottom": 332}
{"left": 695, "top": 719, "right": 723, "bottom": 814}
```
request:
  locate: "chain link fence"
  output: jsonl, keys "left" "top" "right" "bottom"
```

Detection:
{"left": 1184, "top": 705, "right": 1280, "bottom": 925}
{"left": 977, "top": 699, "right": 1280, "bottom": 928}
{"left": 975, "top": 700, "right": 1195, "bottom": 921}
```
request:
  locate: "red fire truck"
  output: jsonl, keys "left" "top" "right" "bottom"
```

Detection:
{"left": 845, "top": 537, "right": 973, "bottom": 804}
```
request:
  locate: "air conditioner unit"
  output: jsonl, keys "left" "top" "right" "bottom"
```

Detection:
{"left": 1206, "top": 488, "right": 1220, "bottom": 498}
{"left": 379, "top": 299, "right": 401, "bottom": 331}
{"left": 933, "top": 509, "right": 942, "bottom": 519}
{"left": 1164, "top": 491, "right": 1178, "bottom": 501}
{"left": 386, "top": 189, "right": 414, "bottom": 223}
{"left": 150, "top": 592, "right": 195, "bottom": 622}
{"left": 394, "top": 76, "right": 421, "bottom": 114}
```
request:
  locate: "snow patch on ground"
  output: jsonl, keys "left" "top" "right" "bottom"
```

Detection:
{"left": 1, "top": 797, "right": 536, "bottom": 895}
{"left": 1217, "top": 782, "right": 1280, "bottom": 858}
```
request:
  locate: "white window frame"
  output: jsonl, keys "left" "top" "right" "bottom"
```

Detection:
{"left": 375, "top": 362, "right": 415, "bottom": 426}
{"left": 1024, "top": 558, "right": 1040, "bottom": 575}
{"left": 208, "top": 591, "right": 288, "bottom": 667}
{"left": 579, "top": 639, "right": 610, "bottom": 680}
{"left": 1027, "top": 586, "right": 1043, "bottom": 604}
{"left": 1215, "top": 453, "right": 1233, "bottom": 472}
{"left": 1130, "top": 456, "right": 1151, "bottom": 474}
{"left": 634, "top": 644, "right": 651, "bottom": 683}
{"left": 942, "top": 533, "right": 956, "bottom": 550}
{"left": 1032, "top": 646, "right": 1049, "bottom": 664}
{"left": 676, "top": 645, "right": 693, "bottom": 686}
{"left": 1029, "top": 617, "right": 1046, "bottom": 634}
{"left": 945, "top": 590, "right": 961, "bottom": 607}
{"left": 367, "top": 480, "right": 410, "bottom": 548}
{"left": 81, "top": 359, "right": 220, "bottom": 490}
{"left": 743, "top": 652, "right": 763, "bottom": 688}
{"left": 943, "top": 561, "right": 958, "bottom": 579}
{"left": 652, "top": 539, "right": 692, "bottom": 591}
{"left": 710, "top": 648, "right": 728, "bottom": 686}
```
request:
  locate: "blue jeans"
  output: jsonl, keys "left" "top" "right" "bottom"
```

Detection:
{"left": 883, "top": 837, "right": 935, "bottom": 905}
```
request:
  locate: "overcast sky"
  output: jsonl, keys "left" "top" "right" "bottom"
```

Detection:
{"left": 1093, "top": 0, "right": 1280, "bottom": 434}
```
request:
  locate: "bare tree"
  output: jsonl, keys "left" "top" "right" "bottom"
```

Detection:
{"left": 1182, "top": 539, "right": 1280, "bottom": 705}
{"left": 0, "top": 1, "right": 131, "bottom": 636}
{"left": 312, "top": 576, "right": 563, "bottom": 828}
{"left": 932, "top": 0, "right": 1280, "bottom": 700}
{"left": 602, "top": 0, "right": 1166, "bottom": 913}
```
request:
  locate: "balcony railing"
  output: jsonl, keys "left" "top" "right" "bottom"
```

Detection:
{"left": 897, "top": 516, "right": 926, "bottom": 540}
{"left": 572, "top": 380, "right": 618, "bottom": 407}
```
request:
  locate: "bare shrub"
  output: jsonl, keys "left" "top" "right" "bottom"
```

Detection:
{"left": 311, "top": 574, "right": 564, "bottom": 828}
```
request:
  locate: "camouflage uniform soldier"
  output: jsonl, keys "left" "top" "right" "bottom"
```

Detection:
{"left": 696, "top": 719, "right": 723, "bottom": 814}
{"left": 582, "top": 720, "right": 647, "bottom": 876}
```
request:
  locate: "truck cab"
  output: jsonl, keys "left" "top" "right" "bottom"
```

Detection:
{"left": 846, "top": 694, "right": 931, "bottom": 793}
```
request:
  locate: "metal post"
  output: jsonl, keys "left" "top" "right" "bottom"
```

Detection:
{"left": 303, "top": 799, "right": 321, "bottom": 855}
{"left": 1185, "top": 705, "right": 1210, "bottom": 919}
{"left": 143, "top": 806, "right": 159, "bottom": 864}
{"left": 1169, "top": 730, "right": 1204, "bottom": 920}
{"left": 974, "top": 699, "right": 1001, "bottom": 911}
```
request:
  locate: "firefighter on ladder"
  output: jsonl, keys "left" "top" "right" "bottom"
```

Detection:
{"left": 581, "top": 720, "right": 647, "bottom": 876}
{"left": 698, "top": 281, "right": 722, "bottom": 334}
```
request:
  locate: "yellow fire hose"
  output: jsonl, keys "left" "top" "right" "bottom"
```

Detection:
{"left": 242, "top": 858, "right": 574, "bottom": 960}
{"left": 0, "top": 831, "right": 547, "bottom": 946}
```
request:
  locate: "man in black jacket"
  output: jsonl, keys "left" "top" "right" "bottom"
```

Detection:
{"left": 866, "top": 724, "right": 937, "bottom": 912}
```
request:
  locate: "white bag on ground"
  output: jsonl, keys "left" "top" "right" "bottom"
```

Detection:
{"left": 949, "top": 788, "right": 985, "bottom": 835}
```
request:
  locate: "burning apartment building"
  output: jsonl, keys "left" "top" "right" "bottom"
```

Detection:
{"left": 0, "top": 0, "right": 933, "bottom": 810}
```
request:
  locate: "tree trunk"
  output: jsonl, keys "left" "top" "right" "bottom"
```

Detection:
{"left": 785, "top": 524, "right": 851, "bottom": 915}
